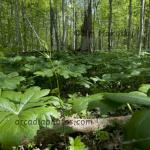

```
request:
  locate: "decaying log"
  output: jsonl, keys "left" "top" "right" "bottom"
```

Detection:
{"left": 62, "top": 115, "right": 131, "bottom": 132}
{"left": 34, "top": 115, "right": 131, "bottom": 148}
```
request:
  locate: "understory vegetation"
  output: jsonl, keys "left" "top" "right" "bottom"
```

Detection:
{"left": 0, "top": 0, "right": 150, "bottom": 149}
{"left": 0, "top": 51, "right": 150, "bottom": 150}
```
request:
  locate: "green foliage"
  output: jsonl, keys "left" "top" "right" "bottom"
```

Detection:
{"left": 139, "top": 84, "right": 150, "bottom": 94}
{"left": 1, "top": 52, "right": 150, "bottom": 93}
{"left": 68, "top": 93, "right": 104, "bottom": 113}
{"left": 104, "top": 93, "right": 150, "bottom": 106}
{"left": 0, "top": 72, "right": 25, "bottom": 90}
{"left": 34, "top": 61, "right": 88, "bottom": 79}
{"left": 69, "top": 90, "right": 150, "bottom": 114}
{"left": 0, "top": 87, "right": 60, "bottom": 149}
{"left": 125, "top": 109, "right": 150, "bottom": 150}
{"left": 94, "top": 130, "right": 110, "bottom": 141}
{"left": 69, "top": 136, "right": 86, "bottom": 150}
{"left": 0, "top": 52, "right": 150, "bottom": 149}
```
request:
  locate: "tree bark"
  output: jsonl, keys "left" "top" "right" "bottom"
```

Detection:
{"left": 80, "top": 0, "right": 92, "bottom": 52}
{"left": 138, "top": 0, "right": 145, "bottom": 54}
{"left": 54, "top": 6, "right": 60, "bottom": 51}
{"left": 57, "top": 115, "right": 131, "bottom": 133}
{"left": 147, "top": 0, "right": 150, "bottom": 49}
{"left": 50, "top": 0, "right": 54, "bottom": 50}
{"left": 108, "top": 0, "right": 113, "bottom": 51}
{"left": 14, "top": 0, "right": 21, "bottom": 49}
{"left": 72, "top": 0, "right": 77, "bottom": 50}
{"left": 21, "top": 0, "right": 27, "bottom": 52}
{"left": 127, "top": 0, "right": 132, "bottom": 50}
{"left": 61, "top": 0, "right": 66, "bottom": 50}
{"left": 0, "top": 0, "right": 3, "bottom": 45}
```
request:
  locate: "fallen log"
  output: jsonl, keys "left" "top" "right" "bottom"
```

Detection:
{"left": 34, "top": 115, "right": 131, "bottom": 148}
{"left": 60, "top": 115, "right": 132, "bottom": 132}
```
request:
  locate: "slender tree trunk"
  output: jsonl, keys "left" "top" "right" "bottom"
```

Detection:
{"left": 54, "top": 5, "right": 60, "bottom": 50}
{"left": 72, "top": 0, "right": 77, "bottom": 50}
{"left": 58, "top": 13, "right": 62, "bottom": 49}
{"left": 30, "top": 6, "right": 34, "bottom": 51}
{"left": 143, "top": 19, "right": 148, "bottom": 49}
{"left": 92, "top": 0, "right": 96, "bottom": 51}
{"left": 45, "top": 13, "right": 48, "bottom": 45}
{"left": 61, "top": 0, "right": 66, "bottom": 50}
{"left": 108, "top": 0, "right": 113, "bottom": 51}
{"left": 147, "top": 0, "right": 150, "bottom": 49}
{"left": 21, "top": 0, "right": 27, "bottom": 52}
{"left": 127, "top": 0, "right": 132, "bottom": 50}
{"left": 139, "top": 0, "right": 145, "bottom": 54}
{"left": 14, "top": 0, "right": 21, "bottom": 49}
{"left": 50, "top": 0, "right": 54, "bottom": 49}
{"left": 0, "top": 0, "right": 2, "bottom": 39}
{"left": 10, "top": 0, "right": 15, "bottom": 48}
{"left": 0, "top": 0, "right": 4, "bottom": 45}
{"left": 98, "top": 30, "right": 103, "bottom": 50}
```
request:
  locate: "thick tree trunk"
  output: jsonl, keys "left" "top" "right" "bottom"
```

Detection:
{"left": 80, "top": 0, "right": 92, "bottom": 52}
{"left": 49, "top": 0, "right": 59, "bottom": 50}
{"left": 108, "top": 0, "right": 113, "bottom": 51}
{"left": 139, "top": 0, "right": 145, "bottom": 54}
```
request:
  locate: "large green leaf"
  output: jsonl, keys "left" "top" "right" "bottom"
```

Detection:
{"left": 104, "top": 93, "right": 150, "bottom": 106}
{"left": 0, "top": 72, "right": 25, "bottom": 90}
{"left": 125, "top": 109, "right": 150, "bottom": 150}
{"left": 0, "top": 111, "right": 38, "bottom": 149}
{"left": 69, "top": 93, "right": 104, "bottom": 113}
{"left": 0, "top": 87, "right": 60, "bottom": 149}
{"left": 139, "top": 84, "right": 150, "bottom": 94}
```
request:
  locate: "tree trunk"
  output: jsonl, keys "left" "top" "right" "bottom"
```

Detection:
{"left": 147, "top": 0, "right": 150, "bottom": 49}
{"left": 14, "top": 0, "right": 21, "bottom": 49}
{"left": 98, "top": 30, "right": 103, "bottom": 50}
{"left": 72, "top": 0, "right": 77, "bottom": 50}
{"left": 108, "top": 0, "right": 113, "bottom": 51}
{"left": 54, "top": 5, "right": 60, "bottom": 51}
{"left": 50, "top": 0, "right": 54, "bottom": 49}
{"left": 80, "top": 0, "right": 92, "bottom": 52}
{"left": 0, "top": 0, "right": 3, "bottom": 45}
{"left": 138, "top": 0, "right": 145, "bottom": 54}
{"left": 21, "top": 0, "right": 27, "bottom": 52}
{"left": 127, "top": 0, "right": 132, "bottom": 50}
{"left": 61, "top": 0, "right": 66, "bottom": 50}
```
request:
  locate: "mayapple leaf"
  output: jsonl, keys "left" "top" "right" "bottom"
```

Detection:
{"left": 125, "top": 109, "right": 150, "bottom": 150}
{"left": 104, "top": 93, "right": 150, "bottom": 106}
{"left": 69, "top": 93, "right": 104, "bottom": 113}
{"left": 0, "top": 87, "right": 60, "bottom": 149}
{"left": 0, "top": 72, "right": 25, "bottom": 90}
